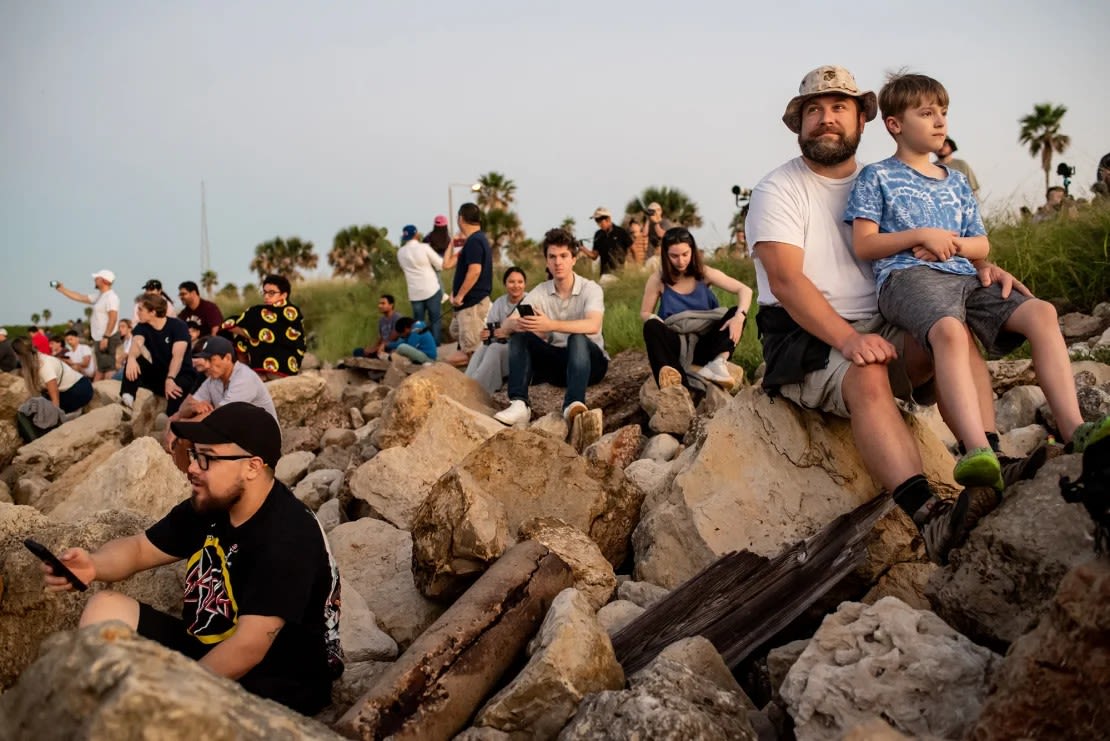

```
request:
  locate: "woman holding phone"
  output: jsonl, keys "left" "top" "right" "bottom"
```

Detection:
{"left": 640, "top": 227, "right": 753, "bottom": 391}
{"left": 466, "top": 266, "right": 528, "bottom": 393}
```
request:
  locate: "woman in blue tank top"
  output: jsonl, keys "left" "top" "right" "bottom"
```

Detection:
{"left": 640, "top": 227, "right": 753, "bottom": 390}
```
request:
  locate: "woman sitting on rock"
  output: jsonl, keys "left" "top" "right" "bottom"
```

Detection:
{"left": 640, "top": 227, "right": 753, "bottom": 391}
{"left": 466, "top": 266, "right": 528, "bottom": 394}
{"left": 12, "top": 336, "right": 94, "bottom": 413}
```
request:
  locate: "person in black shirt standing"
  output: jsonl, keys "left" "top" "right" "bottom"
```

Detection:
{"left": 583, "top": 207, "right": 632, "bottom": 283}
{"left": 40, "top": 402, "right": 344, "bottom": 716}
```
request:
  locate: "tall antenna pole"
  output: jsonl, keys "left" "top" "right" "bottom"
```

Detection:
{"left": 201, "top": 180, "right": 211, "bottom": 276}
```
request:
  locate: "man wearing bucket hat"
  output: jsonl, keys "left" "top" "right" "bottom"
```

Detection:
{"left": 54, "top": 269, "right": 121, "bottom": 380}
{"left": 747, "top": 65, "right": 1028, "bottom": 565}
{"left": 41, "top": 401, "right": 344, "bottom": 714}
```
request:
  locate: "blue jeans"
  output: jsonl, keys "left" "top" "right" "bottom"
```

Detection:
{"left": 411, "top": 289, "right": 443, "bottom": 345}
{"left": 506, "top": 332, "right": 608, "bottom": 410}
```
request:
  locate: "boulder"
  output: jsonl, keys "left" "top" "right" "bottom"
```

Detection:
{"left": 0, "top": 504, "right": 184, "bottom": 688}
{"left": 49, "top": 437, "right": 190, "bottom": 522}
{"left": 986, "top": 359, "right": 1036, "bottom": 394}
{"left": 1059, "top": 311, "right": 1103, "bottom": 342}
{"left": 267, "top": 372, "right": 330, "bottom": 427}
{"left": 293, "top": 468, "right": 343, "bottom": 511}
{"left": 320, "top": 427, "right": 356, "bottom": 448}
{"left": 12, "top": 405, "right": 125, "bottom": 481}
{"left": 767, "top": 638, "right": 810, "bottom": 702}
{"left": 0, "top": 623, "right": 341, "bottom": 739}
{"left": 972, "top": 558, "right": 1110, "bottom": 740}
{"left": 128, "top": 388, "right": 165, "bottom": 439}
{"left": 634, "top": 387, "right": 951, "bottom": 588}
{"left": 347, "top": 395, "right": 505, "bottom": 530}
{"left": 26, "top": 440, "right": 122, "bottom": 513}
{"left": 307, "top": 444, "right": 354, "bottom": 474}
{"left": 910, "top": 403, "right": 958, "bottom": 451}
{"left": 0, "top": 370, "right": 31, "bottom": 418}
{"left": 780, "top": 597, "right": 1000, "bottom": 741}
{"left": 88, "top": 378, "right": 121, "bottom": 410}
{"left": 372, "top": 367, "right": 496, "bottom": 452}
{"left": 337, "top": 577, "right": 398, "bottom": 662}
{"left": 645, "top": 384, "right": 696, "bottom": 435}
{"left": 327, "top": 517, "right": 443, "bottom": 648}
{"left": 281, "top": 425, "right": 318, "bottom": 455}
{"left": 529, "top": 411, "right": 568, "bottom": 440}
{"left": 656, "top": 636, "right": 750, "bottom": 704}
{"left": 584, "top": 424, "right": 644, "bottom": 471}
{"left": 617, "top": 579, "right": 670, "bottom": 608}
{"left": 641, "top": 433, "right": 681, "bottom": 463}
{"left": 994, "top": 385, "right": 1047, "bottom": 433}
{"left": 926, "top": 453, "right": 1095, "bottom": 650}
{"left": 998, "top": 423, "right": 1048, "bottom": 458}
{"left": 559, "top": 655, "right": 758, "bottom": 740}
{"left": 473, "top": 588, "right": 625, "bottom": 739}
{"left": 410, "top": 429, "right": 645, "bottom": 599}
{"left": 862, "top": 561, "right": 938, "bottom": 610}
{"left": 518, "top": 518, "right": 618, "bottom": 610}
{"left": 0, "top": 480, "right": 11, "bottom": 505}
{"left": 274, "top": 450, "right": 315, "bottom": 487}
{"left": 0, "top": 419, "right": 21, "bottom": 470}
{"left": 596, "top": 600, "right": 644, "bottom": 636}
{"left": 622, "top": 457, "right": 678, "bottom": 504}
{"left": 316, "top": 498, "right": 341, "bottom": 533}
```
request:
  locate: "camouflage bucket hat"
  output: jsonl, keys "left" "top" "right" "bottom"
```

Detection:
{"left": 782, "top": 65, "right": 878, "bottom": 133}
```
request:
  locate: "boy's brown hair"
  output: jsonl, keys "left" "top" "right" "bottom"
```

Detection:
{"left": 878, "top": 72, "right": 949, "bottom": 120}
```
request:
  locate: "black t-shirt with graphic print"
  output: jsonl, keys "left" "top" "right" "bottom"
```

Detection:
{"left": 145, "top": 480, "right": 343, "bottom": 714}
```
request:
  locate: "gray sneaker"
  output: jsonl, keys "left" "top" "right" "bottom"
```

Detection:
{"left": 914, "top": 492, "right": 972, "bottom": 565}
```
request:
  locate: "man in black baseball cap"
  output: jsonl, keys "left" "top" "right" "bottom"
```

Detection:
{"left": 42, "top": 401, "right": 344, "bottom": 714}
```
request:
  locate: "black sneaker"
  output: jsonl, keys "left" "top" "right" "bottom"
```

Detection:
{"left": 998, "top": 444, "right": 1049, "bottom": 489}
{"left": 914, "top": 492, "right": 972, "bottom": 565}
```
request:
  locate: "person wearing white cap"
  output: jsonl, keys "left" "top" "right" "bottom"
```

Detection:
{"left": 581, "top": 207, "right": 632, "bottom": 283}
{"left": 0, "top": 327, "right": 16, "bottom": 373}
{"left": 54, "top": 269, "right": 121, "bottom": 380}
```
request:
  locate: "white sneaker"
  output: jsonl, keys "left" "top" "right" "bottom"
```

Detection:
{"left": 563, "top": 401, "right": 588, "bottom": 422}
{"left": 697, "top": 357, "right": 732, "bottom": 386}
{"left": 120, "top": 392, "right": 135, "bottom": 409}
{"left": 494, "top": 399, "right": 531, "bottom": 426}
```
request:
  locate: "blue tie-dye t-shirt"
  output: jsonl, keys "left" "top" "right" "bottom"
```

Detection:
{"left": 844, "top": 157, "right": 985, "bottom": 290}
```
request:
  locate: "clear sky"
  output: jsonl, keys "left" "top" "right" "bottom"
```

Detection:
{"left": 2, "top": 0, "right": 1107, "bottom": 326}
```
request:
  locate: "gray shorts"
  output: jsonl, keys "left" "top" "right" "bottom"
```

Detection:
{"left": 94, "top": 333, "right": 121, "bottom": 372}
{"left": 879, "top": 266, "right": 1029, "bottom": 357}
{"left": 777, "top": 314, "right": 935, "bottom": 418}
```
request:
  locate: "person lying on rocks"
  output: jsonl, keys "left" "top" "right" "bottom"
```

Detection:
{"left": 493, "top": 228, "right": 608, "bottom": 443}
{"left": 640, "top": 226, "right": 753, "bottom": 393}
{"left": 747, "top": 64, "right": 1035, "bottom": 565}
{"left": 41, "top": 402, "right": 343, "bottom": 716}
{"left": 845, "top": 72, "right": 1109, "bottom": 486}
{"left": 466, "top": 265, "right": 528, "bottom": 394}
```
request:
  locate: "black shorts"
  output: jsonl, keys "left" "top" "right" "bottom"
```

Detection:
{"left": 137, "top": 602, "right": 210, "bottom": 660}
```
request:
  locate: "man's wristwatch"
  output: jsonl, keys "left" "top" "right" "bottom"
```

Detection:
{"left": 166, "top": 376, "right": 176, "bottom": 383}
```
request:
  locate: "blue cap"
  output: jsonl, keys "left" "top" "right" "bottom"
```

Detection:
{"left": 402, "top": 224, "right": 417, "bottom": 241}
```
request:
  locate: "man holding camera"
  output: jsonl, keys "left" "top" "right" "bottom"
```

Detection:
{"left": 644, "top": 201, "right": 673, "bottom": 261}
{"left": 493, "top": 229, "right": 608, "bottom": 441}
{"left": 54, "top": 269, "right": 120, "bottom": 380}
{"left": 583, "top": 206, "right": 632, "bottom": 283}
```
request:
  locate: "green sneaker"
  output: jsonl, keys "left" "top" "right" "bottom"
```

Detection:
{"left": 953, "top": 447, "right": 1004, "bottom": 491}
{"left": 1072, "top": 415, "right": 1110, "bottom": 454}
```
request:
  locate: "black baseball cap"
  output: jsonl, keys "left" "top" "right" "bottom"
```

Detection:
{"left": 171, "top": 402, "right": 282, "bottom": 469}
{"left": 143, "top": 279, "right": 163, "bottom": 291}
{"left": 193, "top": 335, "right": 234, "bottom": 359}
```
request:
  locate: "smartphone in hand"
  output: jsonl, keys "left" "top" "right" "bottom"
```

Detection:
{"left": 24, "top": 538, "right": 88, "bottom": 591}
{"left": 516, "top": 304, "right": 535, "bottom": 317}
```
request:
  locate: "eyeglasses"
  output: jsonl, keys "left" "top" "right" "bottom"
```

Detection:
{"left": 186, "top": 448, "right": 255, "bottom": 470}
{"left": 262, "top": 289, "right": 282, "bottom": 296}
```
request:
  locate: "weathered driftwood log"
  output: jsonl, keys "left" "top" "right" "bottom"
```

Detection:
{"left": 612, "top": 493, "right": 892, "bottom": 674}
{"left": 336, "top": 539, "right": 573, "bottom": 740}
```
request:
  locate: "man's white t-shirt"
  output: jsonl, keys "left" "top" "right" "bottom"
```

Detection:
{"left": 746, "top": 156, "right": 877, "bottom": 321}
{"left": 87, "top": 289, "right": 121, "bottom": 340}
{"left": 397, "top": 239, "right": 445, "bottom": 302}
{"left": 521, "top": 274, "right": 607, "bottom": 356}
{"left": 66, "top": 343, "right": 96, "bottom": 378}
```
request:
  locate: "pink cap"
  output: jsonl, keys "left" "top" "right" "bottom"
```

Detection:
{"left": 433, "top": 214, "right": 448, "bottom": 226}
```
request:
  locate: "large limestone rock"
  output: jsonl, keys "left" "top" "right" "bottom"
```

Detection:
{"left": 49, "top": 437, "right": 190, "bottom": 522}
{"left": 642, "top": 383, "right": 696, "bottom": 435}
{"left": 0, "top": 504, "right": 184, "bottom": 688}
{"left": 972, "top": 558, "right": 1110, "bottom": 739}
{"left": 780, "top": 597, "right": 1000, "bottom": 741}
{"left": 410, "top": 429, "right": 645, "bottom": 600}
{"left": 926, "top": 453, "right": 1095, "bottom": 649}
{"left": 0, "top": 623, "right": 341, "bottom": 739}
{"left": 583, "top": 424, "right": 643, "bottom": 471}
{"left": 346, "top": 395, "right": 504, "bottom": 529}
{"left": 517, "top": 519, "right": 618, "bottom": 610}
{"left": 337, "top": 577, "right": 398, "bottom": 662}
{"left": 371, "top": 367, "right": 495, "bottom": 451}
{"left": 327, "top": 517, "right": 443, "bottom": 648}
{"left": 0, "top": 419, "right": 21, "bottom": 470}
{"left": 0, "top": 370, "right": 31, "bottom": 418}
{"left": 1059, "top": 311, "right": 1103, "bottom": 341}
{"left": 25, "top": 440, "right": 122, "bottom": 513}
{"left": 474, "top": 588, "right": 624, "bottom": 739}
{"left": 994, "top": 384, "right": 1047, "bottom": 433}
{"left": 294, "top": 468, "right": 343, "bottom": 511}
{"left": 986, "top": 359, "right": 1036, "bottom": 394}
{"left": 559, "top": 655, "right": 758, "bottom": 740}
{"left": 275, "top": 449, "right": 315, "bottom": 486}
{"left": 266, "top": 372, "right": 330, "bottom": 427}
{"left": 634, "top": 387, "right": 952, "bottom": 588}
{"left": 12, "top": 405, "right": 125, "bottom": 481}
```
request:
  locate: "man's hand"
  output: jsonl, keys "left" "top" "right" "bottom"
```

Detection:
{"left": 917, "top": 228, "right": 960, "bottom": 261}
{"left": 42, "top": 547, "right": 96, "bottom": 592}
{"left": 839, "top": 332, "right": 898, "bottom": 367}
{"left": 517, "top": 311, "right": 552, "bottom": 335}
{"left": 450, "top": 293, "right": 462, "bottom": 307}
{"left": 165, "top": 378, "right": 183, "bottom": 400}
{"left": 125, "top": 357, "right": 140, "bottom": 381}
{"left": 98, "top": 337, "right": 108, "bottom": 351}
{"left": 976, "top": 262, "right": 1032, "bottom": 299}
{"left": 722, "top": 313, "right": 745, "bottom": 344}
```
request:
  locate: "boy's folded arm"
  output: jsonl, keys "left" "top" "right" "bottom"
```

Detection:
{"left": 851, "top": 219, "right": 924, "bottom": 259}
{"left": 955, "top": 235, "right": 990, "bottom": 260}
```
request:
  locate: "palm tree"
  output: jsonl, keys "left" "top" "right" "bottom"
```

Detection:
{"left": 476, "top": 172, "right": 517, "bottom": 212}
{"left": 217, "top": 283, "right": 239, "bottom": 301}
{"left": 84, "top": 307, "right": 93, "bottom": 319}
{"left": 623, "top": 186, "right": 703, "bottom": 228}
{"left": 483, "top": 208, "right": 524, "bottom": 250}
{"left": 560, "top": 216, "right": 577, "bottom": 237}
{"left": 31, "top": 313, "right": 40, "bottom": 325}
{"left": 200, "top": 270, "right": 218, "bottom": 298}
{"left": 42, "top": 308, "right": 52, "bottom": 325}
{"left": 249, "top": 237, "right": 318, "bottom": 281}
{"left": 328, "top": 225, "right": 395, "bottom": 280}
{"left": 1019, "top": 103, "right": 1070, "bottom": 191}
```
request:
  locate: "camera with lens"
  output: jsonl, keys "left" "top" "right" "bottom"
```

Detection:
{"left": 1056, "top": 162, "right": 1076, "bottom": 178}
{"left": 484, "top": 321, "right": 500, "bottom": 345}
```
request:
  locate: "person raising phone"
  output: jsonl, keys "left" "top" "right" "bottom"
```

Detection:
{"left": 493, "top": 228, "right": 608, "bottom": 434}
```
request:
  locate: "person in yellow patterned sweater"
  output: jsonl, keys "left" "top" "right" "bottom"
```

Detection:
{"left": 220, "top": 274, "right": 306, "bottom": 379}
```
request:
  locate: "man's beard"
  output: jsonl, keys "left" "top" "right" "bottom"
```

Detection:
{"left": 189, "top": 479, "right": 245, "bottom": 514}
{"left": 799, "top": 126, "right": 861, "bottom": 166}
